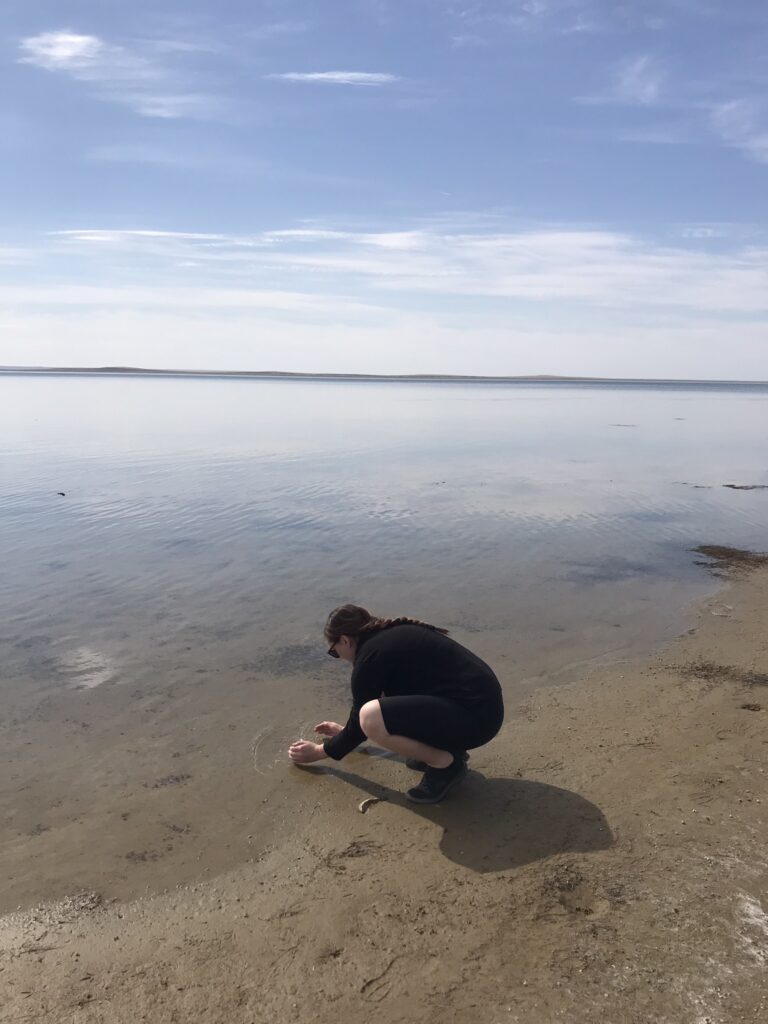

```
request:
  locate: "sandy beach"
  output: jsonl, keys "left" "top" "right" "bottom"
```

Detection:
{"left": 1, "top": 546, "right": 766, "bottom": 1024}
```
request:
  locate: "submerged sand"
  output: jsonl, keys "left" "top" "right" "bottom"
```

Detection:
{"left": 1, "top": 552, "right": 767, "bottom": 1023}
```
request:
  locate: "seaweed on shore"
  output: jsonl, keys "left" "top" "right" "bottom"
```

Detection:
{"left": 692, "top": 545, "right": 768, "bottom": 575}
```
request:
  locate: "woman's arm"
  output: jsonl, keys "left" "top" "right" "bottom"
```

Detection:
{"left": 322, "top": 655, "right": 386, "bottom": 761}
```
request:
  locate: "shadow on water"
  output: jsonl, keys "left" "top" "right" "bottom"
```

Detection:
{"left": 318, "top": 765, "right": 613, "bottom": 873}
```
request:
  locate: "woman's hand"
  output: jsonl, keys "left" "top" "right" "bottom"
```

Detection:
{"left": 288, "top": 740, "right": 328, "bottom": 764}
{"left": 314, "top": 721, "right": 343, "bottom": 738}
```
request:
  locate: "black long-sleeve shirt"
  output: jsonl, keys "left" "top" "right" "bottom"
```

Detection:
{"left": 322, "top": 624, "right": 502, "bottom": 761}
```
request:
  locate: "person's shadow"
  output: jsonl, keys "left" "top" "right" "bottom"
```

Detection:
{"left": 308, "top": 758, "right": 612, "bottom": 872}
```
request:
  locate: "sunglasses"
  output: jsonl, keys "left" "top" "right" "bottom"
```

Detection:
{"left": 327, "top": 642, "right": 340, "bottom": 658}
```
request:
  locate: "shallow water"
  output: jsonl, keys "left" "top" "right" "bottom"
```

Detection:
{"left": 1, "top": 375, "right": 767, "bottom": 909}
{"left": 2, "top": 376, "right": 767, "bottom": 687}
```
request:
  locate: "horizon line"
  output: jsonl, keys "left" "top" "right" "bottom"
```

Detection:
{"left": 1, "top": 366, "right": 768, "bottom": 386}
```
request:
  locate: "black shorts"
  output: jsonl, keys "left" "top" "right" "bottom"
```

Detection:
{"left": 379, "top": 694, "right": 503, "bottom": 752}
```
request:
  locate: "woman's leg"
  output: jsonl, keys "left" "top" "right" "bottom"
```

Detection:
{"left": 358, "top": 700, "right": 455, "bottom": 768}
{"left": 359, "top": 694, "right": 501, "bottom": 804}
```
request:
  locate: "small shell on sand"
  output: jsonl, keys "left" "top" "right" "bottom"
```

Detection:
{"left": 358, "top": 797, "right": 383, "bottom": 814}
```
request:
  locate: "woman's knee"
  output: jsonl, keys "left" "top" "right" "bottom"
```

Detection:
{"left": 359, "top": 700, "right": 385, "bottom": 737}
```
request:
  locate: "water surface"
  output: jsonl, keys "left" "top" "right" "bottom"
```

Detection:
{"left": 3, "top": 376, "right": 766, "bottom": 686}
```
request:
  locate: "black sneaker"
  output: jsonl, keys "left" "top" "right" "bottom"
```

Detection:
{"left": 405, "top": 756, "right": 468, "bottom": 804}
{"left": 405, "top": 750, "right": 469, "bottom": 772}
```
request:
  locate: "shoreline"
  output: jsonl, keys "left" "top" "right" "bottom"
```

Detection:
{"left": 1, "top": 549, "right": 766, "bottom": 1022}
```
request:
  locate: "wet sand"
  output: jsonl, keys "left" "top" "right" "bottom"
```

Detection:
{"left": 1, "top": 549, "right": 767, "bottom": 1023}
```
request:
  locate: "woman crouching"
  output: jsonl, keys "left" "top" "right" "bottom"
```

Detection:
{"left": 288, "top": 604, "right": 504, "bottom": 804}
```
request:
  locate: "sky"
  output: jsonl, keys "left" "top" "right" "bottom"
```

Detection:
{"left": 2, "top": 0, "right": 768, "bottom": 378}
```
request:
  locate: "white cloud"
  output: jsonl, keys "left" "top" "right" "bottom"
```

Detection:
{"left": 359, "top": 231, "right": 429, "bottom": 250}
{"left": 18, "top": 29, "right": 218, "bottom": 119}
{"left": 267, "top": 71, "right": 398, "bottom": 86}
{"left": 4, "top": 215, "right": 768, "bottom": 376}
{"left": 19, "top": 30, "right": 159, "bottom": 83}
{"left": 264, "top": 229, "right": 353, "bottom": 241}
{"left": 38, "top": 221, "right": 768, "bottom": 316}
{"left": 20, "top": 30, "right": 102, "bottom": 69}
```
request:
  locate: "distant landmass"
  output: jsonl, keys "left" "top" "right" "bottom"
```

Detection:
{"left": 1, "top": 366, "right": 766, "bottom": 385}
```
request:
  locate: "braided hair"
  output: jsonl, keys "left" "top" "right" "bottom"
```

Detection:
{"left": 324, "top": 604, "right": 448, "bottom": 643}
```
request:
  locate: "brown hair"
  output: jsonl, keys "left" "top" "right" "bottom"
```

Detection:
{"left": 324, "top": 604, "right": 449, "bottom": 643}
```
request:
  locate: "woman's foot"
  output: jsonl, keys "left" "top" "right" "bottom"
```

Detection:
{"left": 405, "top": 756, "right": 468, "bottom": 804}
{"left": 405, "top": 750, "right": 469, "bottom": 772}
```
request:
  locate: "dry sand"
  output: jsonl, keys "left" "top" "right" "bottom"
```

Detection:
{"left": 1, "top": 549, "right": 766, "bottom": 1024}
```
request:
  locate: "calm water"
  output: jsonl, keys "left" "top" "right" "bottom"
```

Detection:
{"left": 2, "top": 375, "right": 767, "bottom": 701}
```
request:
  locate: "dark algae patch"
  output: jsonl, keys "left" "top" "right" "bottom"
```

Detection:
{"left": 144, "top": 773, "right": 193, "bottom": 789}
{"left": 693, "top": 545, "right": 768, "bottom": 574}
{"left": 678, "top": 660, "right": 768, "bottom": 688}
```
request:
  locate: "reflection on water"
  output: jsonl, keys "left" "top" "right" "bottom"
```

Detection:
{"left": 2, "top": 376, "right": 767, "bottom": 704}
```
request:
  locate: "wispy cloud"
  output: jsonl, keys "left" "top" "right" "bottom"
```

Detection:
{"left": 18, "top": 29, "right": 220, "bottom": 119}
{"left": 88, "top": 144, "right": 206, "bottom": 168}
{"left": 128, "top": 93, "right": 220, "bottom": 119}
{"left": 711, "top": 98, "right": 768, "bottom": 165}
{"left": 86, "top": 146, "right": 369, "bottom": 189}
{"left": 439, "top": 0, "right": 559, "bottom": 30}
{"left": 0, "top": 245, "right": 34, "bottom": 264}
{"left": 267, "top": 71, "right": 399, "bottom": 86}
{"left": 576, "top": 53, "right": 665, "bottom": 107}
{"left": 617, "top": 127, "right": 690, "bottom": 145}
{"left": 246, "top": 21, "right": 311, "bottom": 42}
{"left": 0, "top": 283, "right": 384, "bottom": 317}
{"left": 438, "top": 0, "right": 658, "bottom": 38}
{"left": 677, "top": 223, "right": 737, "bottom": 240}
{"left": 53, "top": 229, "right": 238, "bottom": 243}
{"left": 615, "top": 55, "right": 663, "bottom": 104}
{"left": 581, "top": 46, "right": 768, "bottom": 165}
{"left": 143, "top": 39, "right": 222, "bottom": 56}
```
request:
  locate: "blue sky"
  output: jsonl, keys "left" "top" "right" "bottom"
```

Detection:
{"left": 2, "top": 0, "right": 768, "bottom": 377}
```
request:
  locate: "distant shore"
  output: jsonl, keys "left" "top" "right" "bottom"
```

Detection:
{"left": 2, "top": 366, "right": 767, "bottom": 386}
